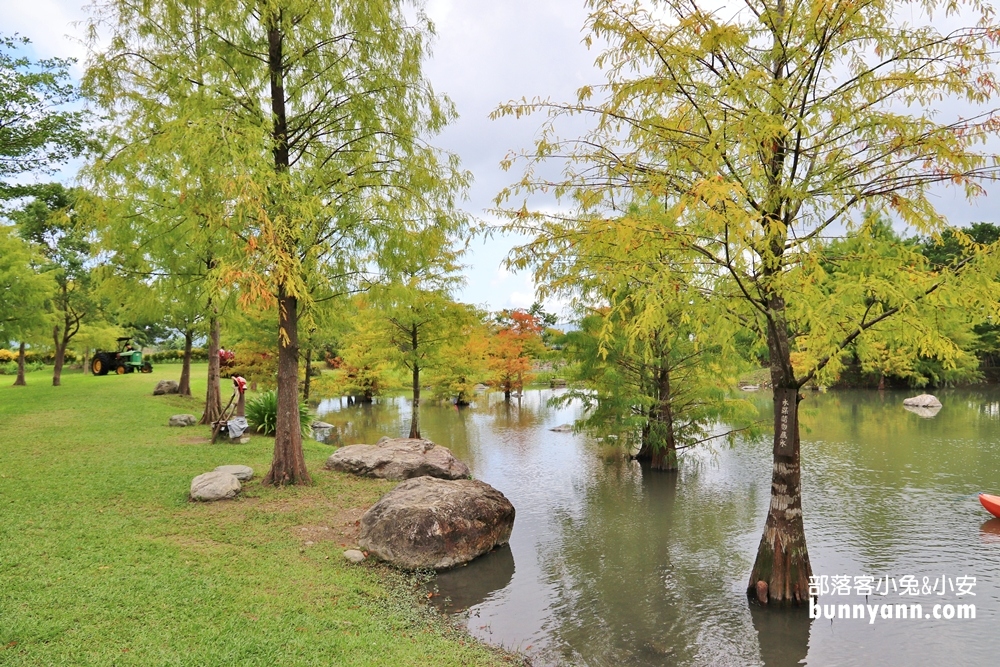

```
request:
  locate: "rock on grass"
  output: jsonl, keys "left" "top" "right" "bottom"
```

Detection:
{"left": 190, "top": 471, "right": 241, "bottom": 501}
{"left": 359, "top": 477, "right": 514, "bottom": 570}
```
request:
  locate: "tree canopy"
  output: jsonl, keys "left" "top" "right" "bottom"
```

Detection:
{"left": 0, "top": 35, "right": 88, "bottom": 198}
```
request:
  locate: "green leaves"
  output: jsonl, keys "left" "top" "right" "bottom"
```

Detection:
{"left": 0, "top": 35, "right": 89, "bottom": 195}
{"left": 245, "top": 389, "right": 310, "bottom": 435}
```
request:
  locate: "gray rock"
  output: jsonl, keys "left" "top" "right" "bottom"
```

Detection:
{"left": 343, "top": 549, "right": 366, "bottom": 564}
{"left": 325, "top": 437, "right": 470, "bottom": 481}
{"left": 169, "top": 414, "right": 197, "bottom": 427}
{"left": 904, "top": 404, "right": 942, "bottom": 419}
{"left": 154, "top": 380, "right": 179, "bottom": 395}
{"left": 902, "top": 394, "right": 942, "bottom": 408}
{"left": 311, "top": 421, "right": 337, "bottom": 444}
{"left": 214, "top": 465, "right": 253, "bottom": 481}
{"left": 549, "top": 423, "right": 574, "bottom": 433}
{"left": 359, "top": 476, "right": 515, "bottom": 570}
{"left": 190, "top": 470, "right": 241, "bottom": 501}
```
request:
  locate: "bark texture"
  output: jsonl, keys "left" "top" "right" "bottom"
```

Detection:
{"left": 264, "top": 289, "right": 311, "bottom": 486}
{"left": 747, "top": 297, "right": 813, "bottom": 606}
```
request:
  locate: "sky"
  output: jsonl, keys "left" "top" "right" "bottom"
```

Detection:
{"left": 3, "top": 0, "right": 603, "bottom": 319}
{"left": 6, "top": 0, "right": 999, "bottom": 320}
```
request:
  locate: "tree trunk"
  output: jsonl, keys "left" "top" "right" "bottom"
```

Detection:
{"left": 303, "top": 348, "right": 312, "bottom": 401}
{"left": 261, "top": 12, "right": 309, "bottom": 485}
{"left": 13, "top": 342, "right": 26, "bottom": 386}
{"left": 410, "top": 362, "right": 421, "bottom": 439}
{"left": 178, "top": 329, "right": 194, "bottom": 397}
{"left": 748, "top": 299, "right": 812, "bottom": 606}
{"left": 199, "top": 314, "right": 222, "bottom": 424}
{"left": 264, "top": 287, "right": 311, "bottom": 486}
{"left": 52, "top": 323, "right": 68, "bottom": 387}
{"left": 409, "top": 324, "right": 421, "bottom": 438}
{"left": 636, "top": 363, "right": 678, "bottom": 471}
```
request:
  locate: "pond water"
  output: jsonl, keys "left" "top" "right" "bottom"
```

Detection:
{"left": 314, "top": 388, "right": 1000, "bottom": 666}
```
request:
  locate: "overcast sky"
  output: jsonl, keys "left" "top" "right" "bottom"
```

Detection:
{"left": 4, "top": 0, "right": 603, "bottom": 318}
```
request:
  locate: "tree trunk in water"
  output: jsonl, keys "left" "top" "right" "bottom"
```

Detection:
{"left": 504, "top": 386, "right": 511, "bottom": 402}
{"left": 410, "top": 363, "right": 421, "bottom": 439}
{"left": 178, "top": 329, "right": 194, "bottom": 397}
{"left": 409, "top": 324, "right": 420, "bottom": 438}
{"left": 748, "top": 298, "right": 812, "bottom": 606}
{"left": 199, "top": 315, "right": 222, "bottom": 425}
{"left": 634, "top": 363, "right": 678, "bottom": 471}
{"left": 303, "top": 348, "right": 312, "bottom": 401}
{"left": 13, "top": 342, "right": 26, "bottom": 386}
{"left": 264, "top": 288, "right": 310, "bottom": 486}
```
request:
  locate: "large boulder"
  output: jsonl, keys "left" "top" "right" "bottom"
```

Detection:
{"left": 190, "top": 471, "right": 241, "bottom": 501}
{"left": 359, "top": 476, "right": 515, "bottom": 570}
{"left": 154, "top": 380, "right": 179, "bottom": 395}
{"left": 214, "top": 465, "right": 253, "bottom": 481}
{"left": 902, "top": 394, "right": 942, "bottom": 408}
{"left": 169, "top": 414, "right": 197, "bottom": 427}
{"left": 325, "top": 437, "right": 470, "bottom": 480}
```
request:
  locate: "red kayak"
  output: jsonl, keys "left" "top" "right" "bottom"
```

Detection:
{"left": 980, "top": 493, "right": 1000, "bottom": 518}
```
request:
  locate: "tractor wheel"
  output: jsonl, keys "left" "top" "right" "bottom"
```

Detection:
{"left": 116, "top": 365, "right": 126, "bottom": 375}
{"left": 91, "top": 356, "right": 108, "bottom": 376}
{"left": 141, "top": 362, "right": 153, "bottom": 373}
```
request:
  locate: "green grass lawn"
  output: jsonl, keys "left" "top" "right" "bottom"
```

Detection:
{"left": 0, "top": 364, "right": 514, "bottom": 666}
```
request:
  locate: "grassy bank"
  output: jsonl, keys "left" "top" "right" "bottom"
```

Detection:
{"left": 0, "top": 365, "right": 514, "bottom": 666}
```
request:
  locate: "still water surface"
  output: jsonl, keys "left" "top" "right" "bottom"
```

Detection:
{"left": 315, "top": 388, "right": 1000, "bottom": 666}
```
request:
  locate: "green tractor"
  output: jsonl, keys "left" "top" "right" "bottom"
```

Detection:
{"left": 91, "top": 337, "right": 153, "bottom": 375}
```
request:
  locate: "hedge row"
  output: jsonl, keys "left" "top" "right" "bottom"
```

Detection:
{"left": 144, "top": 349, "right": 210, "bottom": 363}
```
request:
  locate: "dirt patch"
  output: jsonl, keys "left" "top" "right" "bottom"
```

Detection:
{"left": 294, "top": 507, "right": 366, "bottom": 548}
{"left": 178, "top": 436, "right": 211, "bottom": 445}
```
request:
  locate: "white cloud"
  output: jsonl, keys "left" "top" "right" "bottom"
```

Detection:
{"left": 507, "top": 291, "right": 535, "bottom": 309}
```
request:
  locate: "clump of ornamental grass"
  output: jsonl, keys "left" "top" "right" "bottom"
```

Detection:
{"left": 245, "top": 389, "right": 311, "bottom": 435}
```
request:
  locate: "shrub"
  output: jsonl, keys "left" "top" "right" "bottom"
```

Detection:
{"left": 245, "top": 390, "right": 311, "bottom": 436}
{"left": 145, "top": 348, "right": 208, "bottom": 363}
{"left": 0, "top": 361, "right": 44, "bottom": 375}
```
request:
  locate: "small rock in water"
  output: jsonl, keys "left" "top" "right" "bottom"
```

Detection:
{"left": 902, "top": 394, "right": 942, "bottom": 408}
{"left": 903, "top": 404, "right": 942, "bottom": 419}
{"left": 344, "top": 549, "right": 366, "bottom": 564}
{"left": 190, "top": 471, "right": 241, "bottom": 501}
{"left": 169, "top": 414, "right": 197, "bottom": 427}
{"left": 214, "top": 465, "right": 253, "bottom": 481}
{"left": 549, "top": 423, "right": 574, "bottom": 433}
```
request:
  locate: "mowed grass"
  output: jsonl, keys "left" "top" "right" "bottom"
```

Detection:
{"left": 0, "top": 364, "right": 513, "bottom": 666}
